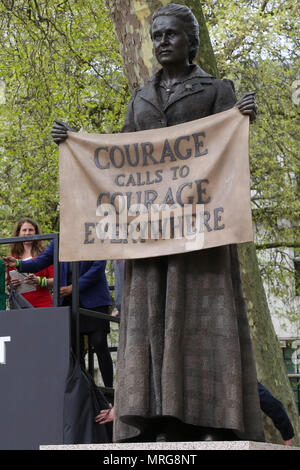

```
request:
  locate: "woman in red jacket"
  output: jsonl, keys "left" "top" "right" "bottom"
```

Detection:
{"left": 7, "top": 218, "right": 53, "bottom": 308}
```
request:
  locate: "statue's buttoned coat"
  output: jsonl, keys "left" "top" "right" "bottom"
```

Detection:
{"left": 114, "top": 66, "right": 264, "bottom": 443}
{"left": 122, "top": 66, "right": 236, "bottom": 132}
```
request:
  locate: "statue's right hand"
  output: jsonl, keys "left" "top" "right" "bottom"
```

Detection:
{"left": 51, "top": 120, "right": 75, "bottom": 145}
{"left": 2, "top": 256, "right": 17, "bottom": 268}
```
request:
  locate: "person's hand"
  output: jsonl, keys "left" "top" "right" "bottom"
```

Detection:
{"left": 2, "top": 256, "right": 17, "bottom": 268}
{"left": 283, "top": 438, "right": 294, "bottom": 446}
{"left": 94, "top": 404, "right": 114, "bottom": 424}
{"left": 60, "top": 285, "right": 72, "bottom": 297}
{"left": 51, "top": 119, "right": 75, "bottom": 145}
{"left": 10, "top": 278, "right": 21, "bottom": 290}
{"left": 24, "top": 273, "right": 39, "bottom": 285}
{"left": 235, "top": 91, "right": 257, "bottom": 122}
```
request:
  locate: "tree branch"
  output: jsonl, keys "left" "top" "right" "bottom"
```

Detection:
{"left": 256, "top": 242, "right": 300, "bottom": 250}
{"left": 261, "top": 0, "right": 269, "bottom": 12}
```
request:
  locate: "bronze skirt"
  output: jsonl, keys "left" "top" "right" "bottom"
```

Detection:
{"left": 113, "top": 245, "right": 264, "bottom": 442}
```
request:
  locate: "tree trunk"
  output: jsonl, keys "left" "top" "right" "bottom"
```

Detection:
{"left": 107, "top": 0, "right": 300, "bottom": 445}
{"left": 238, "top": 242, "right": 300, "bottom": 444}
{"left": 106, "top": 0, "right": 163, "bottom": 89}
{"left": 106, "top": 0, "right": 218, "bottom": 88}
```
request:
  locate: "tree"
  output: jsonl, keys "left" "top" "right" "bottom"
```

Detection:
{"left": 202, "top": 0, "right": 300, "bottom": 321}
{"left": 106, "top": 0, "right": 300, "bottom": 445}
{"left": 0, "top": 0, "right": 128, "bottom": 243}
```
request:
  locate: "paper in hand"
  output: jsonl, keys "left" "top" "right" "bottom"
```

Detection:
{"left": 9, "top": 270, "right": 36, "bottom": 294}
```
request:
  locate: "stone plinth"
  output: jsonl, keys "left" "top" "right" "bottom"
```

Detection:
{"left": 40, "top": 441, "right": 300, "bottom": 451}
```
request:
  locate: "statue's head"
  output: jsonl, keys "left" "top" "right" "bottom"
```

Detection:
{"left": 151, "top": 3, "right": 200, "bottom": 64}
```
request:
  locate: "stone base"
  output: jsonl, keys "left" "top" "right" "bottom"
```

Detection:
{"left": 40, "top": 441, "right": 300, "bottom": 451}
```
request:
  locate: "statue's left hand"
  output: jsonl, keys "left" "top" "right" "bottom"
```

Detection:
{"left": 235, "top": 91, "right": 257, "bottom": 122}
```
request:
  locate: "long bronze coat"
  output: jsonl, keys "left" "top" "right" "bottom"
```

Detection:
{"left": 114, "top": 65, "right": 264, "bottom": 442}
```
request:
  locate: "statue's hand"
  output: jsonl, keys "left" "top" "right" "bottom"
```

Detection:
{"left": 51, "top": 119, "right": 75, "bottom": 145}
{"left": 235, "top": 91, "right": 257, "bottom": 122}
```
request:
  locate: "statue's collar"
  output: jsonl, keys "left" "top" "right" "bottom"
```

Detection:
{"left": 150, "top": 64, "right": 214, "bottom": 87}
{"left": 138, "top": 65, "right": 215, "bottom": 113}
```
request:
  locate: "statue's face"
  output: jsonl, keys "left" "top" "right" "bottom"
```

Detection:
{"left": 151, "top": 16, "right": 190, "bottom": 67}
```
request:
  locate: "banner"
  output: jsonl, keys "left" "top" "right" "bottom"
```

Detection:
{"left": 59, "top": 108, "right": 253, "bottom": 261}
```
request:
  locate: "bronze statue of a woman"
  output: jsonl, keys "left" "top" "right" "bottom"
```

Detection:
{"left": 52, "top": 3, "right": 264, "bottom": 443}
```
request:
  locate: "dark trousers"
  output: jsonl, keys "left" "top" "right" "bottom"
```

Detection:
{"left": 79, "top": 305, "right": 113, "bottom": 388}
{"left": 63, "top": 297, "right": 113, "bottom": 388}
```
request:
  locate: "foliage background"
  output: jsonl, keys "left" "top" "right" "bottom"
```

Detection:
{"left": 0, "top": 0, "right": 128, "bottom": 241}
